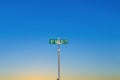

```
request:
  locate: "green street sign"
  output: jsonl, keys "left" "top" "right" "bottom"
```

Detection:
{"left": 49, "top": 39, "right": 68, "bottom": 44}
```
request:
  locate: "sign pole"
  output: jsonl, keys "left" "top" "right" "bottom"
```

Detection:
{"left": 57, "top": 43, "right": 60, "bottom": 80}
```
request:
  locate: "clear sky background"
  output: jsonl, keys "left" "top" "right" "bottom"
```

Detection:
{"left": 0, "top": 0, "right": 120, "bottom": 80}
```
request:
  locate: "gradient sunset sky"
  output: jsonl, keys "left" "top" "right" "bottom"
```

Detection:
{"left": 0, "top": 0, "right": 120, "bottom": 80}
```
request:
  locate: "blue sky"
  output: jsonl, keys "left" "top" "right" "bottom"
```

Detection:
{"left": 0, "top": 0, "right": 120, "bottom": 79}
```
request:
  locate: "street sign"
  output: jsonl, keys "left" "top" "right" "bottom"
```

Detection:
{"left": 49, "top": 39, "right": 68, "bottom": 44}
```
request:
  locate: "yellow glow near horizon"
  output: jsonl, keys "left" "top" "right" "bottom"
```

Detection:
{"left": 0, "top": 74, "right": 120, "bottom": 80}
{"left": 0, "top": 75, "right": 56, "bottom": 80}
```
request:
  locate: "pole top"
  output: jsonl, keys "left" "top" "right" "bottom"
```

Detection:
{"left": 57, "top": 37, "right": 61, "bottom": 45}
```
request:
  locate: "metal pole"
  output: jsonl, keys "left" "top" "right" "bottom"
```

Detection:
{"left": 57, "top": 44, "right": 60, "bottom": 80}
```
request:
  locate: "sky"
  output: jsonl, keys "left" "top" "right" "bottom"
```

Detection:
{"left": 0, "top": 0, "right": 120, "bottom": 80}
